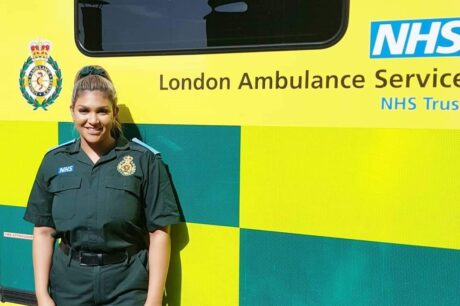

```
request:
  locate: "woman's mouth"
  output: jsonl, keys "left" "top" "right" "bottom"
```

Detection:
{"left": 85, "top": 126, "right": 102, "bottom": 134}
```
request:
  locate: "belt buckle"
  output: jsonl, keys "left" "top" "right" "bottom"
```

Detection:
{"left": 79, "top": 252, "right": 103, "bottom": 266}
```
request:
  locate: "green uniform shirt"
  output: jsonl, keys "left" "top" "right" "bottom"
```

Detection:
{"left": 24, "top": 136, "right": 181, "bottom": 252}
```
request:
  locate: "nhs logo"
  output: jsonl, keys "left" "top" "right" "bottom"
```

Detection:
{"left": 58, "top": 165, "right": 74, "bottom": 174}
{"left": 370, "top": 18, "right": 460, "bottom": 58}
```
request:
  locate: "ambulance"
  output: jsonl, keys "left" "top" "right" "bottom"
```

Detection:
{"left": 1, "top": 0, "right": 460, "bottom": 305}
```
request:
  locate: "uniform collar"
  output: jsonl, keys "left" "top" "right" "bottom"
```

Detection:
{"left": 114, "top": 136, "right": 130, "bottom": 151}
{"left": 66, "top": 136, "right": 130, "bottom": 154}
{"left": 67, "top": 139, "right": 80, "bottom": 154}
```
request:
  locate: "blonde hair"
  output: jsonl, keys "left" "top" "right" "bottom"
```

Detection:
{"left": 72, "top": 65, "right": 122, "bottom": 138}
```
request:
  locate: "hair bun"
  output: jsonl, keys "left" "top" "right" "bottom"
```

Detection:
{"left": 77, "top": 65, "right": 111, "bottom": 81}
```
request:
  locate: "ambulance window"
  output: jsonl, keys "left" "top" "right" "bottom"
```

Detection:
{"left": 75, "top": 0, "right": 348, "bottom": 55}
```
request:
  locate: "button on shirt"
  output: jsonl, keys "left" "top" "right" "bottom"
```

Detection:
{"left": 24, "top": 137, "right": 181, "bottom": 252}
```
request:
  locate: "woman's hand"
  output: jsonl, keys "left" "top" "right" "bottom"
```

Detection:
{"left": 144, "top": 226, "right": 171, "bottom": 306}
{"left": 37, "top": 294, "right": 56, "bottom": 306}
{"left": 32, "top": 226, "right": 56, "bottom": 306}
{"left": 144, "top": 300, "right": 162, "bottom": 306}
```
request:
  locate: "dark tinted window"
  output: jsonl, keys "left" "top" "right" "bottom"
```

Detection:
{"left": 76, "top": 0, "right": 348, "bottom": 55}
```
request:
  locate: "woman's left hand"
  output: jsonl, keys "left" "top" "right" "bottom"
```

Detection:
{"left": 145, "top": 227, "right": 171, "bottom": 306}
{"left": 144, "top": 299, "right": 162, "bottom": 306}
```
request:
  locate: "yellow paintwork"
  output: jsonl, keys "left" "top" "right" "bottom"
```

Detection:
{"left": 240, "top": 126, "right": 460, "bottom": 250}
{"left": 168, "top": 223, "right": 239, "bottom": 306}
{"left": 0, "top": 121, "right": 57, "bottom": 206}
{"left": 1, "top": 0, "right": 460, "bottom": 129}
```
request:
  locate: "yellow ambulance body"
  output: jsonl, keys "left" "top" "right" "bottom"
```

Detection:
{"left": 1, "top": 0, "right": 460, "bottom": 305}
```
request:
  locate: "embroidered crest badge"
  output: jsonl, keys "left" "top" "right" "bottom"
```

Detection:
{"left": 117, "top": 155, "right": 136, "bottom": 176}
{"left": 19, "top": 40, "right": 63, "bottom": 110}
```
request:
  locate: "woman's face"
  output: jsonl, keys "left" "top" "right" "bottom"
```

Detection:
{"left": 71, "top": 90, "right": 115, "bottom": 148}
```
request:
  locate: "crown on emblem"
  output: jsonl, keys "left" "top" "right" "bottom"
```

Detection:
{"left": 30, "top": 40, "right": 51, "bottom": 61}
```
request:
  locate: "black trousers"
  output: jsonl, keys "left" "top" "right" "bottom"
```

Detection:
{"left": 50, "top": 248, "right": 149, "bottom": 306}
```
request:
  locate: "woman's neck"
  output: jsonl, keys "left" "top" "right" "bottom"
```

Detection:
{"left": 80, "top": 137, "right": 116, "bottom": 164}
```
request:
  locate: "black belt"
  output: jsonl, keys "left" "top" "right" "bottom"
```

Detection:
{"left": 59, "top": 243, "right": 140, "bottom": 266}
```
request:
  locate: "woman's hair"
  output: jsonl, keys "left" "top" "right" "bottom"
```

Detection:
{"left": 71, "top": 65, "right": 123, "bottom": 138}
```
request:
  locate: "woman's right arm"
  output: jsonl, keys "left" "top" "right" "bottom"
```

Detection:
{"left": 33, "top": 226, "right": 56, "bottom": 306}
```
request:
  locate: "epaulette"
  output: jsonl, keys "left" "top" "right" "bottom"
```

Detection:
{"left": 131, "top": 138, "right": 161, "bottom": 155}
{"left": 46, "top": 139, "right": 76, "bottom": 153}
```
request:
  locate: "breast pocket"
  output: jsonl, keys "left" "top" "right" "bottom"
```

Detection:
{"left": 105, "top": 176, "right": 142, "bottom": 220}
{"left": 49, "top": 176, "right": 82, "bottom": 220}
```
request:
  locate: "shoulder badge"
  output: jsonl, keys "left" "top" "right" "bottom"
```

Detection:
{"left": 117, "top": 155, "right": 136, "bottom": 176}
{"left": 47, "top": 139, "right": 76, "bottom": 153}
{"left": 19, "top": 40, "right": 63, "bottom": 110}
{"left": 132, "top": 138, "right": 161, "bottom": 155}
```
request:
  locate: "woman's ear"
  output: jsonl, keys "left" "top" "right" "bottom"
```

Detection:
{"left": 70, "top": 105, "right": 75, "bottom": 120}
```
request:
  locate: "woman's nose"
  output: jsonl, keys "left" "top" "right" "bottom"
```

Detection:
{"left": 88, "top": 112, "right": 98, "bottom": 124}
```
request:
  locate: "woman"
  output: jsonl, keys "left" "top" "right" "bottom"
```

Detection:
{"left": 24, "top": 65, "right": 181, "bottom": 306}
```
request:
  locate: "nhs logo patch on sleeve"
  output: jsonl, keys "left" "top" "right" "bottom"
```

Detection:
{"left": 58, "top": 165, "right": 75, "bottom": 174}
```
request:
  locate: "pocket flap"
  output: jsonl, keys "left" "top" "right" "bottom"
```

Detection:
{"left": 49, "top": 176, "right": 82, "bottom": 193}
{"left": 105, "top": 176, "right": 141, "bottom": 197}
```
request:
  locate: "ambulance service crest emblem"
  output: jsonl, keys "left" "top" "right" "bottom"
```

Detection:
{"left": 19, "top": 40, "right": 63, "bottom": 110}
{"left": 117, "top": 155, "right": 136, "bottom": 176}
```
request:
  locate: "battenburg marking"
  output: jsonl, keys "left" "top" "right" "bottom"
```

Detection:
{"left": 19, "top": 39, "right": 63, "bottom": 110}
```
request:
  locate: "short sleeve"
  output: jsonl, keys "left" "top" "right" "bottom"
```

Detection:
{"left": 143, "top": 153, "right": 181, "bottom": 232}
{"left": 23, "top": 158, "right": 55, "bottom": 228}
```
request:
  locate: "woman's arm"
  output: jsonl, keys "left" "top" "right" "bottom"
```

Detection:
{"left": 33, "top": 226, "right": 56, "bottom": 306}
{"left": 145, "top": 225, "right": 171, "bottom": 306}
